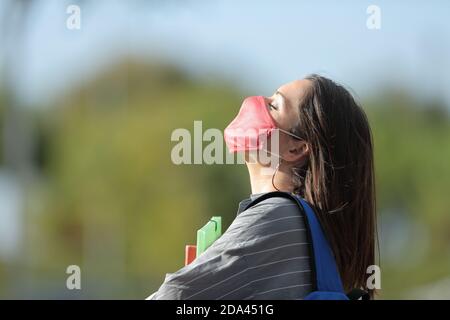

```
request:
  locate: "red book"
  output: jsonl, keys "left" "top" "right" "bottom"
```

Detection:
{"left": 185, "top": 245, "right": 197, "bottom": 266}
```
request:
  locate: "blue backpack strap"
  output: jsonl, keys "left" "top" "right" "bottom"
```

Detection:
{"left": 294, "top": 196, "right": 344, "bottom": 293}
{"left": 243, "top": 191, "right": 345, "bottom": 294}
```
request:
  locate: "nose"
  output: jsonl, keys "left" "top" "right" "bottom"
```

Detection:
{"left": 262, "top": 96, "right": 271, "bottom": 110}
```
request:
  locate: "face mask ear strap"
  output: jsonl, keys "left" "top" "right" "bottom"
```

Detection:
{"left": 260, "top": 147, "right": 285, "bottom": 162}
{"left": 258, "top": 128, "right": 302, "bottom": 162}
{"left": 277, "top": 128, "right": 302, "bottom": 140}
{"left": 271, "top": 162, "right": 281, "bottom": 192}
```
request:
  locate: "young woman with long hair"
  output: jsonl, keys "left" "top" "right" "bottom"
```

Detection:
{"left": 148, "top": 74, "right": 377, "bottom": 300}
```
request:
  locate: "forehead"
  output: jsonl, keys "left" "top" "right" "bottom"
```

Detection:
{"left": 277, "top": 79, "right": 311, "bottom": 106}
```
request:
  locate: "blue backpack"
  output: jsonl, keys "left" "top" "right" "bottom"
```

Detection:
{"left": 244, "top": 191, "right": 369, "bottom": 300}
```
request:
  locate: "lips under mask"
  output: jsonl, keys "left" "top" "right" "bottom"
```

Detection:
{"left": 224, "top": 96, "right": 277, "bottom": 153}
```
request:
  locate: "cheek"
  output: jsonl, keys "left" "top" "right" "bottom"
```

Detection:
{"left": 269, "top": 111, "right": 284, "bottom": 128}
{"left": 278, "top": 134, "right": 292, "bottom": 156}
{"left": 272, "top": 107, "right": 297, "bottom": 130}
{"left": 267, "top": 131, "right": 290, "bottom": 156}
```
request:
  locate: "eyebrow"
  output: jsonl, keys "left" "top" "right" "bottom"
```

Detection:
{"left": 275, "top": 90, "right": 287, "bottom": 103}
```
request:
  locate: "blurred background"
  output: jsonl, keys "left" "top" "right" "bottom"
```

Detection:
{"left": 0, "top": 0, "right": 449, "bottom": 299}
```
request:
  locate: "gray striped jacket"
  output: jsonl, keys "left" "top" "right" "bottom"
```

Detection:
{"left": 148, "top": 192, "right": 314, "bottom": 300}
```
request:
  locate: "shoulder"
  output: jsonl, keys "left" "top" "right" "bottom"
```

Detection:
{"left": 237, "top": 196, "right": 303, "bottom": 224}
{"left": 240, "top": 197, "right": 303, "bottom": 231}
{"left": 234, "top": 196, "right": 307, "bottom": 242}
{"left": 151, "top": 195, "right": 311, "bottom": 299}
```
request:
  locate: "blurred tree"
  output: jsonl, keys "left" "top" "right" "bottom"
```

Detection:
{"left": 366, "top": 91, "right": 450, "bottom": 298}
{"left": 29, "top": 59, "right": 248, "bottom": 298}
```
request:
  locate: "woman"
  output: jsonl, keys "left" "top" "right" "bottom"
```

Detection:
{"left": 148, "top": 74, "right": 377, "bottom": 300}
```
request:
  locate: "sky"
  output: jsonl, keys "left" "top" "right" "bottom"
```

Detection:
{"left": 2, "top": 0, "right": 450, "bottom": 108}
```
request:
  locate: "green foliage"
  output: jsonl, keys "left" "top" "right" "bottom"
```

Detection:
{"left": 368, "top": 93, "right": 450, "bottom": 226}
{"left": 29, "top": 60, "right": 248, "bottom": 298}
{"left": 366, "top": 93, "right": 450, "bottom": 298}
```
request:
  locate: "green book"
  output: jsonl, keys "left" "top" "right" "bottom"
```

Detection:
{"left": 196, "top": 216, "right": 222, "bottom": 257}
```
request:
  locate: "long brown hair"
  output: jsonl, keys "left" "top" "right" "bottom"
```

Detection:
{"left": 290, "top": 74, "right": 377, "bottom": 296}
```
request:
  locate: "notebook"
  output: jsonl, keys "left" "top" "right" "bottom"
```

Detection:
{"left": 184, "top": 216, "right": 222, "bottom": 266}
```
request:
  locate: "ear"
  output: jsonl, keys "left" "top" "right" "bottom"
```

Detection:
{"left": 284, "top": 140, "right": 309, "bottom": 163}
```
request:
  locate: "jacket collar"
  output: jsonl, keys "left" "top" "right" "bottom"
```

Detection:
{"left": 236, "top": 193, "right": 267, "bottom": 216}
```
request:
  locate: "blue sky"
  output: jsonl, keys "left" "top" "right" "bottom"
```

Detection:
{"left": 3, "top": 0, "right": 450, "bottom": 107}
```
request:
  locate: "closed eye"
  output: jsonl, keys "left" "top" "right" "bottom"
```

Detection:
{"left": 269, "top": 102, "right": 278, "bottom": 110}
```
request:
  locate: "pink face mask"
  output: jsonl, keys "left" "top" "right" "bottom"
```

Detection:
{"left": 224, "top": 96, "right": 301, "bottom": 153}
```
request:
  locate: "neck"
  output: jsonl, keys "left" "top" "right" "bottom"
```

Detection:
{"left": 246, "top": 161, "right": 294, "bottom": 195}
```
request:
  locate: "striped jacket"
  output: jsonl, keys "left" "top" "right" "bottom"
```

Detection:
{"left": 148, "top": 192, "right": 314, "bottom": 300}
